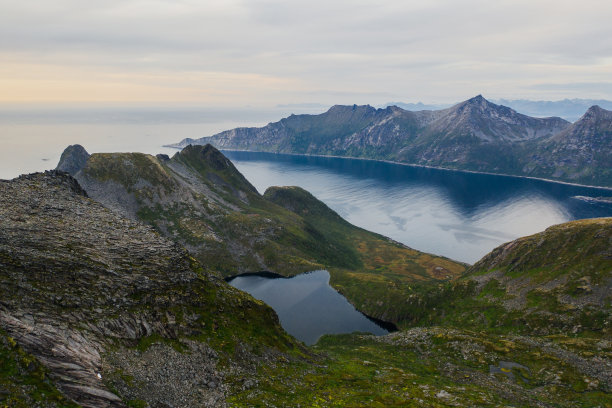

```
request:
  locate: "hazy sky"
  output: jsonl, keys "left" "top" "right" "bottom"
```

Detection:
{"left": 1, "top": 0, "right": 611, "bottom": 107}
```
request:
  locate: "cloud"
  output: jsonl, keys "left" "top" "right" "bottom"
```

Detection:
{"left": 0, "top": 0, "right": 611, "bottom": 105}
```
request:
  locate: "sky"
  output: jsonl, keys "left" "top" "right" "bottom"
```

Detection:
{"left": 1, "top": 0, "right": 611, "bottom": 107}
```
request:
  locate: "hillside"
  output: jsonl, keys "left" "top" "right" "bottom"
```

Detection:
{"left": 405, "top": 218, "right": 612, "bottom": 337}
{"left": 169, "top": 96, "right": 612, "bottom": 187}
{"left": 232, "top": 218, "right": 612, "bottom": 407}
{"left": 0, "top": 171, "right": 299, "bottom": 407}
{"left": 57, "top": 144, "right": 465, "bottom": 325}
{"left": 2, "top": 172, "right": 610, "bottom": 406}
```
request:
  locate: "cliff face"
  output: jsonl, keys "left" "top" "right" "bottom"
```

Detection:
{"left": 168, "top": 96, "right": 612, "bottom": 187}
{"left": 0, "top": 171, "right": 296, "bottom": 407}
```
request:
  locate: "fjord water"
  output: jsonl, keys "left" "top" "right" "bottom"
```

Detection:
{"left": 228, "top": 270, "right": 388, "bottom": 345}
{"left": 223, "top": 151, "right": 612, "bottom": 264}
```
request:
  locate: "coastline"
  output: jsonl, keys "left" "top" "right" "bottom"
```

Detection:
{"left": 166, "top": 145, "right": 612, "bottom": 191}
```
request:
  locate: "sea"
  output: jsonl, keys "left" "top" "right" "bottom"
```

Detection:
{"left": 2, "top": 107, "right": 611, "bottom": 264}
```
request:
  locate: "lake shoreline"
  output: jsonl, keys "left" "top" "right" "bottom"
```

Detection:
{"left": 167, "top": 146, "right": 612, "bottom": 191}
{"left": 227, "top": 269, "right": 399, "bottom": 341}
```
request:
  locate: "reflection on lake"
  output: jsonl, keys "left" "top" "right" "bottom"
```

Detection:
{"left": 223, "top": 150, "right": 612, "bottom": 264}
{"left": 228, "top": 270, "right": 389, "bottom": 345}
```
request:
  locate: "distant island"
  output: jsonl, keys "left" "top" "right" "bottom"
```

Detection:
{"left": 168, "top": 95, "right": 612, "bottom": 188}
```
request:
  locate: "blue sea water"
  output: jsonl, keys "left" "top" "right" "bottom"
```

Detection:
{"left": 223, "top": 150, "right": 612, "bottom": 264}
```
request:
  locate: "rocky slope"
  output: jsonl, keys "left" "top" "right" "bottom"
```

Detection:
{"left": 411, "top": 218, "right": 612, "bottom": 337}
{"left": 0, "top": 171, "right": 299, "bottom": 407}
{"left": 169, "top": 96, "right": 612, "bottom": 187}
{"left": 521, "top": 105, "right": 612, "bottom": 186}
{"left": 57, "top": 144, "right": 465, "bottom": 326}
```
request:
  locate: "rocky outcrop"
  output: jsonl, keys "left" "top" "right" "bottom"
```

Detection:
{"left": 56, "top": 144, "right": 90, "bottom": 175}
{"left": 168, "top": 96, "right": 612, "bottom": 187}
{"left": 0, "top": 171, "right": 294, "bottom": 407}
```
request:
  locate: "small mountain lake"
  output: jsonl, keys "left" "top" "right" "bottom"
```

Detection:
{"left": 227, "top": 270, "right": 391, "bottom": 345}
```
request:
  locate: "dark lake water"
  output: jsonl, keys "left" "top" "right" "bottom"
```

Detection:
{"left": 227, "top": 270, "right": 389, "bottom": 345}
{"left": 224, "top": 150, "right": 612, "bottom": 264}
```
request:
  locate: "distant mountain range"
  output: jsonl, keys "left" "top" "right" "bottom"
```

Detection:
{"left": 169, "top": 95, "right": 612, "bottom": 187}
{"left": 385, "top": 98, "right": 612, "bottom": 122}
{"left": 494, "top": 98, "right": 612, "bottom": 122}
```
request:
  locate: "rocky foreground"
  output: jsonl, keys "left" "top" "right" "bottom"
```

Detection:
{"left": 0, "top": 171, "right": 299, "bottom": 407}
{"left": 0, "top": 163, "right": 611, "bottom": 406}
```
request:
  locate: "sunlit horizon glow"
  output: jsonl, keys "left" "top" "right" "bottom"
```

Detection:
{"left": 1, "top": 0, "right": 611, "bottom": 107}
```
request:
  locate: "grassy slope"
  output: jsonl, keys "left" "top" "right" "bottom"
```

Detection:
{"left": 228, "top": 330, "right": 611, "bottom": 407}
{"left": 263, "top": 186, "right": 466, "bottom": 325}
{"left": 226, "top": 218, "right": 612, "bottom": 407}
{"left": 81, "top": 145, "right": 466, "bottom": 326}
{"left": 412, "top": 218, "right": 612, "bottom": 336}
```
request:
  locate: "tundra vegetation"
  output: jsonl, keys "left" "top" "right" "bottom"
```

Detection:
{"left": 0, "top": 145, "right": 609, "bottom": 407}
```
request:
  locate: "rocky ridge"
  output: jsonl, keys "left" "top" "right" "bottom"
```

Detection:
{"left": 57, "top": 144, "right": 466, "bottom": 326}
{"left": 0, "top": 171, "right": 298, "bottom": 407}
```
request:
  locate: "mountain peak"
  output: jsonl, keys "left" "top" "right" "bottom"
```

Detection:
{"left": 173, "top": 144, "right": 258, "bottom": 193}
{"left": 586, "top": 104, "right": 611, "bottom": 116}
{"left": 462, "top": 94, "right": 494, "bottom": 109}
{"left": 56, "top": 144, "right": 90, "bottom": 176}
{"left": 176, "top": 143, "right": 234, "bottom": 171}
{"left": 578, "top": 105, "right": 612, "bottom": 123}
{"left": 468, "top": 94, "right": 485, "bottom": 102}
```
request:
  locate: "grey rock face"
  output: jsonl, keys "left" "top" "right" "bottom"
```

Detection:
{"left": 521, "top": 105, "right": 612, "bottom": 186}
{"left": 0, "top": 170, "right": 287, "bottom": 407}
{"left": 56, "top": 144, "right": 91, "bottom": 175}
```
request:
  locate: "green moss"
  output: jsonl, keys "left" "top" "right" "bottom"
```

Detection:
{"left": 127, "top": 399, "right": 148, "bottom": 408}
{"left": 227, "top": 329, "right": 612, "bottom": 407}
{"left": 0, "top": 330, "right": 80, "bottom": 407}
{"left": 83, "top": 153, "right": 176, "bottom": 194}
{"left": 135, "top": 334, "right": 187, "bottom": 353}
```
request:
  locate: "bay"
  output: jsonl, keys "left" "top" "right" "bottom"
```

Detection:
{"left": 223, "top": 150, "right": 612, "bottom": 264}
